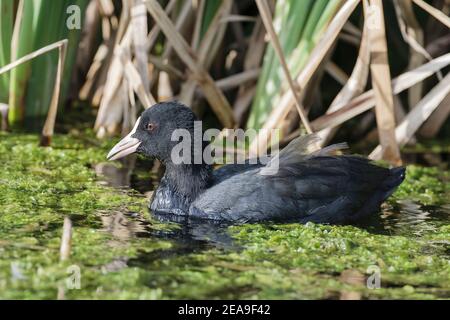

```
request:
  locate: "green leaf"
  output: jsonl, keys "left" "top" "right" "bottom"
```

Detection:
{"left": 0, "top": 0, "right": 14, "bottom": 103}
{"left": 247, "top": 0, "right": 344, "bottom": 131}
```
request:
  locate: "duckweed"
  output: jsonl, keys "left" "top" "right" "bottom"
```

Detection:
{"left": 391, "top": 165, "right": 449, "bottom": 205}
{"left": 0, "top": 132, "right": 448, "bottom": 299}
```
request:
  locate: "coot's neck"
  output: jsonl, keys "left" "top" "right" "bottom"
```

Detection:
{"left": 163, "top": 162, "right": 212, "bottom": 202}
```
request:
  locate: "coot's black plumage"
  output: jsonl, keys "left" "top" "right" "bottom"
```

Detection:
{"left": 107, "top": 101, "right": 405, "bottom": 224}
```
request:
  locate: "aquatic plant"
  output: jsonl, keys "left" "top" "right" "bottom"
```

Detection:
{"left": 0, "top": 133, "right": 448, "bottom": 299}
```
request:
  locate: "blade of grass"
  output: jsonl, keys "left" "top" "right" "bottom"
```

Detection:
{"left": 8, "top": 0, "right": 37, "bottom": 126}
{"left": 412, "top": 0, "right": 450, "bottom": 29}
{"left": 294, "top": 0, "right": 359, "bottom": 101}
{"left": 178, "top": 0, "right": 218, "bottom": 105}
{"left": 78, "top": 44, "right": 108, "bottom": 101}
{"left": 199, "top": 0, "right": 222, "bottom": 40}
{"left": 419, "top": 93, "right": 450, "bottom": 138}
{"left": 59, "top": 216, "right": 72, "bottom": 262}
{"left": 91, "top": 2, "right": 121, "bottom": 108}
{"left": 94, "top": 26, "right": 131, "bottom": 133}
{"left": 370, "top": 72, "right": 450, "bottom": 159}
{"left": 191, "top": 0, "right": 206, "bottom": 50}
{"left": 131, "top": 0, "right": 150, "bottom": 92}
{"left": 145, "top": 0, "right": 177, "bottom": 51}
{"left": 282, "top": 0, "right": 342, "bottom": 112}
{"left": 94, "top": 26, "right": 130, "bottom": 132}
{"left": 309, "top": 53, "right": 450, "bottom": 131}
{"left": 234, "top": 18, "right": 265, "bottom": 125}
{"left": 95, "top": 20, "right": 157, "bottom": 137}
{"left": 325, "top": 62, "right": 350, "bottom": 85}
{"left": 161, "top": 0, "right": 193, "bottom": 60}
{"left": 179, "top": 0, "right": 232, "bottom": 106}
{"left": 365, "top": 0, "right": 401, "bottom": 165}
{"left": 214, "top": 69, "right": 261, "bottom": 91}
{"left": 40, "top": 40, "right": 67, "bottom": 146}
{"left": 393, "top": 0, "right": 439, "bottom": 109}
{"left": 197, "top": 0, "right": 233, "bottom": 69}
{"left": 317, "top": 18, "right": 370, "bottom": 144}
{"left": 0, "top": 40, "right": 68, "bottom": 76}
{"left": 122, "top": 53, "right": 157, "bottom": 107}
{"left": 0, "top": 0, "right": 13, "bottom": 103}
{"left": 256, "top": 0, "right": 312, "bottom": 134}
{"left": 248, "top": 0, "right": 317, "bottom": 130}
{"left": 25, "top": 0, "right": 67, "bottom": 128}
{"left": 148, "top": 54, "right": 185, "bottom": 79}
{"left": 250, "top": 0, "right": 359, "bottom": 154}
{"left": 0, "top": 38, "right": 69, "bottom": 144}
{"left": 61, "top": 0, "right": 90, "bottom": 105}
{"left": 146, "top": 0, "right": 235, "bottom": 128}
{"left": 116, "top": 0, "right": 131, "bottom": 45}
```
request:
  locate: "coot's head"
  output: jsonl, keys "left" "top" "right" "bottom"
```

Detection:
{"left": 107, "top": 101, "right": 198, "bottom": 162}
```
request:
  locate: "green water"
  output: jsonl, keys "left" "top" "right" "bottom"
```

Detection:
{"left": 0, "top": 132, "right": 448, "bottom": 299}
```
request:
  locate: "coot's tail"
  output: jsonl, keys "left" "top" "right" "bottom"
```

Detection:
{"left": 351, "top": 166, "right": 406, "bottom": 222}
{"left": 298, "top": 166, "right": 406, "bottom": 225}
{"left": 382, "top": 167, "right": 406, "bottom": 200}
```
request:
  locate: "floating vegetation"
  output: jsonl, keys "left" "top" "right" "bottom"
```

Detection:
{"left": 0, "top": 133, "right": 448, "bottom": 299}
{"left": 392, "top": 165, "right": 449, "bottom": 205}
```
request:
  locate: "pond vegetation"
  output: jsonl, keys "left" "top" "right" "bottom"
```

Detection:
{"left": 0, "top": 0, "right": 449, "bottom": 300}
{"left": 0, "top": 131, "right": 448, "bottom": 299}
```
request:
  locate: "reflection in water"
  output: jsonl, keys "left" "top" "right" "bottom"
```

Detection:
{"left": 339, "top": 269, "right": 365, "bottom": 300}
{"left": 98, "top": 200, "right": 449, "bottom": 262}
{"left": 95, "top": 156, "right": 160, "bottom": 195}
{"left": 98, "top": 211, "right": 151, "bottom": 274}
{"left": 151, "top": 212, "right": 236, "bottom": 250}
{"left": 101, "top": 257, "right": 129, "bottom": 273}
{"left": 374, "top": 200, "right": 448, "bottom": 237}
{"left": 382, "top": 200, "right": 433, "bottom": 236}
{"left": 100, "top": 211, "right": 151, "bottom": 241}
{"left": 95, "top": 157, "right": 236, "bottom": 249}
{"left": 95, "top": 155, "right": 136, "bottom": 188}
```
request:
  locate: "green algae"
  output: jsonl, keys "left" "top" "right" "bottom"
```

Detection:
{"left": 0, "top": 132, "right": 448, "bottom": 299}
{"left": 227, "top": 223, "right": 449, "bottom": 299}
{"left": 391, "top": 165, "right": 449, "bottom": 206}
{"left": 125, "top": 223, "right": 448, "bottom": 299}
{"left": 0, "top": 132, "right": 174, "bottom": 299}
{"left": 401, "top": 139, "right": 450, "bottom": 155}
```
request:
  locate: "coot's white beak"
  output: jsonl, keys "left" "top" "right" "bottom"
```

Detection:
{"left": 107, "top": 117, "right": 142, "bottom": 161}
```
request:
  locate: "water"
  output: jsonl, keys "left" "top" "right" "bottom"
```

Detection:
{"left": 1, "top": 133, "right": 447, "bottom": 299}
{"left": 95, "top": 140, "right": 450, "bottom": 299}
{"left": 95, "top": 158, "right": 449, "bottom": 243}
{"left": 90, "top": 157, "right": 450, "bottom": 299}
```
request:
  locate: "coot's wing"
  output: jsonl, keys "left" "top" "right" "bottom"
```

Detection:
{"left": 212, "top": 162, "right": 263, "bottom": 182}
{"left": 190, "top": 155, "right": 393, "bottom": 223}
{"left": 265, "top": 133, "right": 347, "bottom": 165}
{"left": 212, "top": 133, "right": 347, "bottom": 183}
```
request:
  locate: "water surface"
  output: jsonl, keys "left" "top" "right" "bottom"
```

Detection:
{"left": 0, "top": 133, "right": 448, "bottom": 299}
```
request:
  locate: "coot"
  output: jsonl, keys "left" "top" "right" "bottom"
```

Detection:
{"left": 107, "top": 101, "right": 405, "bottom": 224}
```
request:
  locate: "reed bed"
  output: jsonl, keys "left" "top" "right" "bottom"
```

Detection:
{"left": 0, "top": 0, "right": 449, "bottom": 165}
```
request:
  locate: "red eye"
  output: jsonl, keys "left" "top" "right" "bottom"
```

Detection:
{"left": 146, "top": 123, "right": 156, "bottom": 131}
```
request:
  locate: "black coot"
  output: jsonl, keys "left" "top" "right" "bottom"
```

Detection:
{"left": 107, "top": 101, "right": 405, "bottom": 224}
